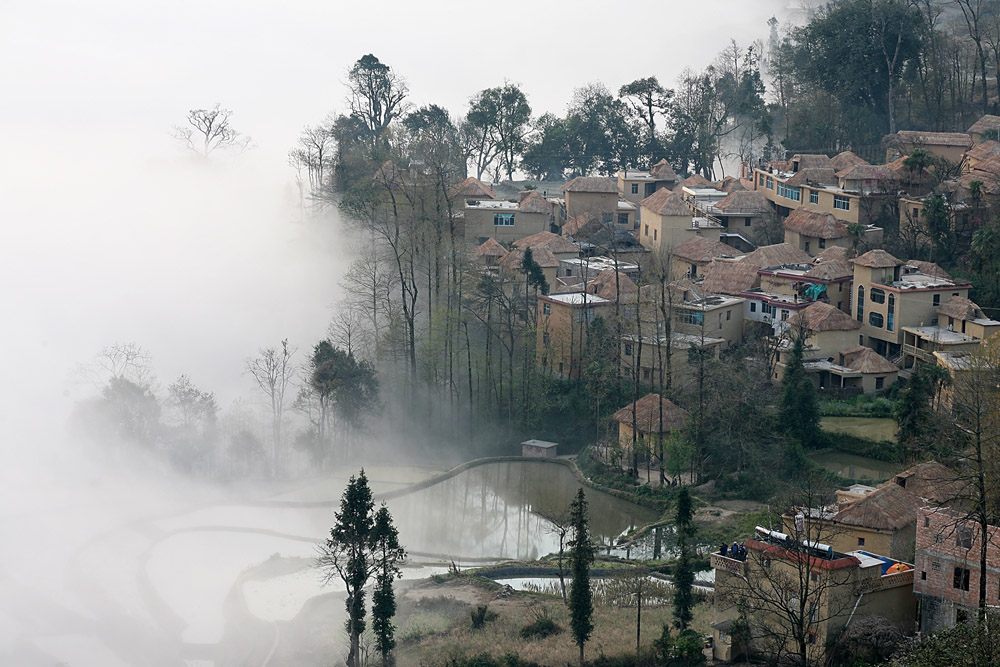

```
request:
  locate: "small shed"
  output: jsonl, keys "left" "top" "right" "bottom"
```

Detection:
{"left": 521, "top": 439, "right": 558, "bottom": 458}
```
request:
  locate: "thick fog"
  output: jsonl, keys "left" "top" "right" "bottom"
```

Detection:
{"left": 1, "top": 1, "right": 793, "bottom": 665}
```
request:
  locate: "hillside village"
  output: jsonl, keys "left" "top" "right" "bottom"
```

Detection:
{"left": 419, "top": 117, "right": 1000, "bottom": 663}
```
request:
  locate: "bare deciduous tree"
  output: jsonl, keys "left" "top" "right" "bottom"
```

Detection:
{"left": 245, "top": 339, "right": 296, "bottom": 477}
{"left": 172, "top": 104, "right": 252, "bottom": 157}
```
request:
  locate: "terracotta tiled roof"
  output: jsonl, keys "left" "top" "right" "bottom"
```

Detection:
{"left": 785, "top": 168, "right": 838, "bottom": 187}
{"left": 700, "top": 259, "right": 761, "bottom": 295}
{"left": 787, "top": 301, "right": 861, "bottom": 331}
{"left": 893, "top": 130, "right": 973, "bottom": 148}
{"left": 587, "top": 269, "right": 638, "bottom": 301}
{"left": 834, "top": 483, "right": 923, "bottom": 531}
{"left": 967, "top": 114, "right": 1000, "bottom": 135}
{"left": 885, "top": 461, "right": 965, "bottom": 505}
{"left": 611, "top": 393, "right": 688, "bottom": 433}
{"left": 474, "top": 237, "right": 508, "bottom": 258}
{"left": 938, "top": 296, "right": 987, "bottom": 322}
{"left": 678, "top": 173, "right": 713, "bottom": 189}
{"left": 450, "top": 176, "right": 496, "bottom": 199}
{"left": 783, "top": 209, "right": 848, "bottom": 239}
{"left": 790, "top": 154, "right": 833, "bottom": 170}
{"left": 964, "top": 140, "right": 1000, "bottom": 162}
{"left": 714, "top": 189, "right": 770, "bottom": 214}
{"left": 563, "top": 215, "right": 602, "bottom": 239}
{"left": 513, "top": 231, "right": 579, "bottom": 255}
{"left": 650, "top": 159, "right": 678, "bottom": 182}
{"left": 841, "top": 346, "right": 899, "bottom": 374}
{"left": 905, "top": 260, "right": 952, "bottom": 280}
{"left": 518, "top": 190, "right": 550, "bottom": 213}
{"left": 715, "top": 176, "right": 747, "bottom": 193}
{"left": 836, "top": 164, "right": 896, "bottom": 182}
{"left": 640, "top": 189, "right": 691, "bottom": 216}
{"left": 830, "top": 150, "right": 870, "bottom": 172}
{"left": 804, "top": 258, "right": 852, "bottom": 281}
{"left": 498, "top": 246, "right": 559, "bottom": 273}
{"left": 563, "top": 176, "right": 618, "bottom": 193}
{"left": 851, "top": 249, "right": 903, "bottom": 268}
{"left": 671, "top": 236, "right": 735, "bottom": 264}
{"left": 744, "top": 243, "right": 812, "bottom": 268}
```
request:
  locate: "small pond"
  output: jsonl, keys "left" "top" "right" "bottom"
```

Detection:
{"left": 384, "top": 460, "right": 660, "bottom": 562}
{"left": 808, "top": 450, "right": 901, "bottom": 481}
{"left": 820, "top": 416, "right": 897, "bottom": 443}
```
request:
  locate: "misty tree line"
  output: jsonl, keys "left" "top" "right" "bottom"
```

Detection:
{"left": 72, "top": 339, "right": 378, "bottom": 478}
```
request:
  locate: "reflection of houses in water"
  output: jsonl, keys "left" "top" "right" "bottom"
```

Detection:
{"left": 385, "top": 462, "right": 658, "bottom": 561}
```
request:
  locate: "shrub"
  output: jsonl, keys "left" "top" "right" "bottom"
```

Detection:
{"left": 519, "top": 614, "right": 562, "bottom": 640}
{"left": 470, "top": 604, "right": 498, "bottom": 629}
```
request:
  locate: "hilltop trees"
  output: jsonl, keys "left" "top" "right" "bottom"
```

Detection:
{"left": 347, "top": 54, "right": 409, "bottom": 150}
{"left": 317, "top": 470, "right": 405, "bottom": 667}
{"left": 463, "top": 83, "right": 532, "bottom": 181}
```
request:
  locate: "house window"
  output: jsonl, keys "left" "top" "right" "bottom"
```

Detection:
{"left": 932, "top": 560, "right": 941, "bottom": 571}
{"left": 834, "top": 195, "right": 850, "bottom": 210}
{"left": 858, "top": 537, "right": 866, "bottom": 547}
{"left": 819, "top": 238, "right": 826, "bottom": 249}
{"left": 761, "top": 558, "right": 771, "bottom": 568}
{"left": 809, "top": 190, "right": 819, "bottom": 204}
{"left": 766, "top": 176, "right": 774, "bottom": 189}
{"left": 678, "top": 310, "right": 704, "bottom": 325}
{"left": 776, "top": 182, "right": 801, "bottom": 201}
{"left": 924, "top": 517, "right": 930, "bottom": 528}
{"left": 857, "top": 286, "right": 865, "bottom": 322}
{"left": 933, "top": 294, "right": 940, "bottom": 306}
{"left": 954, "top": 567, "right": 971, "bottom": 591}
{"left": 759, "top": 174, "right": 765, "bottom": 186}
{"left": 624, "top": 343, "right": 633, "bottom": 357}
{"left": 921, "top": 571, "right": 927, "bottom": 580}
{"left": 719, "top": 314, "right": 723, "bottom": 329}
{"left": 631, "top": 183, "right": 639, "bottom": 194}
{"left": 642, "top": 368, "right": 651, "bottom": 380}
{"left": 957, "top": 526, "right": 973, "bottom": 549}
{"left": 602, "top": 212, "right": 613, "bottom": 223}
{"left": 727, "top": 310, "right": 732, "bottom": 321}
{"left": 618, "top": 213, "right": 629, "bottom": 225}
{"left": 494, "top": 213, "right": 515, "bottom": 226}
{"left": 644, "top": 224, "right": 649, "bottom": 236}
{"left": 810, "top": 572, "right": 820, "bottom": 583}
{"left": 543, "top": 332, "right": 550, "bottom": 345}
{"left": 875, "top": 377, "right": 884, "bottom": 390}
{"left": 750, "top": 302, "right": 757, "bottom": 312}
{"left": 870, "top": 312, "right": 884, "bottom": 328}
{"left": 805, "top": 241, "right": 811, "bottom": 253}
{"left": 870, "top": 288, "right": 886, "bottom": 304}
{"left": 745, "top": 217, "right": 752, "bottom": 227}
{"left": 653, "top": 229, "right": 657, "bottom": 240}
{"left": 781, "top": 309, "right": 790, "bottom": 320}
{"left": 543, "top": 303, "right": 551, "bottom": 315}
{"left": 887, "top": 294, "right": 895, "bottom": 332}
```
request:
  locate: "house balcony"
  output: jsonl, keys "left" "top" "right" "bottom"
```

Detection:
{"left": 902, "top": 343, "right": 935, "bottom": 364}
{"left": 711, "top": 552, "right": 747, "bottom": 577}
{"left": 857, "top": 567, "right": 914, "bottom": 593}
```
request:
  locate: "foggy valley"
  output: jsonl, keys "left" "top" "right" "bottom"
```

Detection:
{"left": 13, "top": 0, "right": 990, "bottom": 665}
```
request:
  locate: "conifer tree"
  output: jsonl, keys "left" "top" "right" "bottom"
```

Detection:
{"left": 779, "top": 333, "right": 820, "bottom": 449}
{"left": 568, "top": 488, "right": 595, "bottom": 666}
{"left": 317, "top": 470, "right": 404, "bottom": 667}
{"left": 672, "top": 487, "right": 695, "bottom": 630}
{"left": 372, "top": 503, "right": 405, "bottom": 667}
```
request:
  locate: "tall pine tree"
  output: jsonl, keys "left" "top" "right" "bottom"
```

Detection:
{"left": 779, "top": 333, "right": 820, "bottom": 450}
{"left": 569, "top": 488, "right": 595, "bottom": 666}
{"left": 672, "top": 487, "right": 695, "bottom": 630}
{"left": 372, "top": 503, "right": 405, "bottom": 667}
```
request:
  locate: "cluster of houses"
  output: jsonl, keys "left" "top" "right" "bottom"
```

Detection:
{"left": 710, "top": 461, "right": 997, "bottom": 662}
{"left": 456, "top": 116, "right": 1000, "bottom": 402}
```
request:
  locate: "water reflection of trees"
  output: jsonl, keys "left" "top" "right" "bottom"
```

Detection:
{"left": 385, "top": 462, "right": 659, "bottom": 561}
